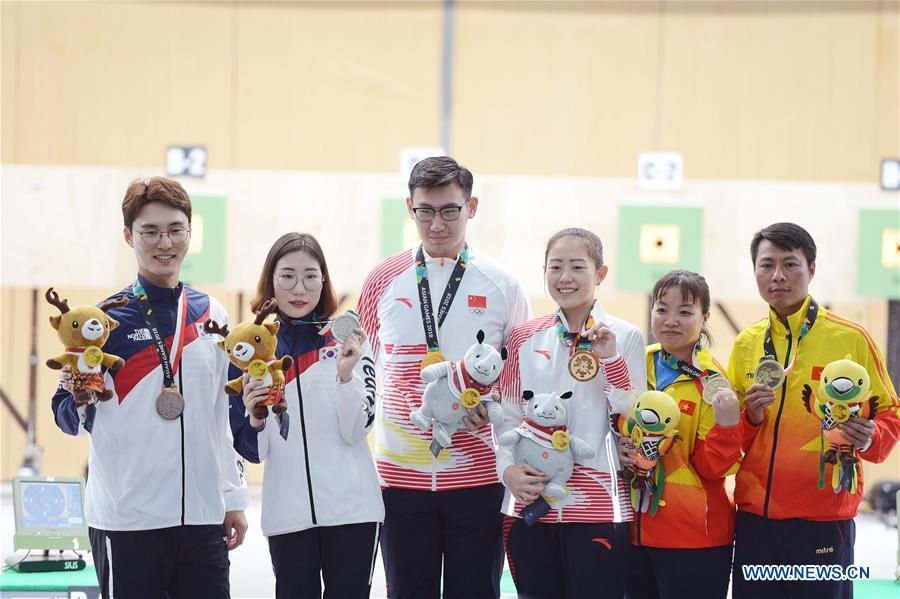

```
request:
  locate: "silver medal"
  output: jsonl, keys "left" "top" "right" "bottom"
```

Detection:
{"left": 701, "top": 376, "right": 732, "bottom": 405}
{"left": 330, "top": 311, "right": 361, "bottom": 344}
{"left": 156, "top": 388, "right": 185, "bottom": 420}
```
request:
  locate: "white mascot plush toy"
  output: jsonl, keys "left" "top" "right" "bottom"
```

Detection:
{"left": 409, "top": 329, "right": 506, "bottom": 450}
{"left": 498, "top": 390, "right": 595, "bottom": 501}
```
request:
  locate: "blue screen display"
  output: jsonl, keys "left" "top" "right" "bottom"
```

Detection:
{"left": 20, "top": 481, "right": 85, "bottom": 529}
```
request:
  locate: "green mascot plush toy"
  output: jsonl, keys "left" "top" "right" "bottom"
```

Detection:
{"left": 45, "top": 287, "right": 128, "bottom": 403}
{"left": 612, "top": 390, "right": 682, "bottom": 516}
{"left": 802, "top": 355, "right": 878, "bottom": 494}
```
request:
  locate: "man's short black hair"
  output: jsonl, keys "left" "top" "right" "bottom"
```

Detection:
{"left": 408, "top": 156, "right": 474, "bottom": 201}
{"left": 750, "top": 222, "right": 817, "bottom": 266}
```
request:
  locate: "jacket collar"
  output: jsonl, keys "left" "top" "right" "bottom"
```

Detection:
{"left": 135, "top": 273, "right": 183, "bottom": 302}
{"left": 768, "top": 295, "right": 813, "bottom": 339}
{"left": 556, "top": 301, "right": 606, "bottom": 334}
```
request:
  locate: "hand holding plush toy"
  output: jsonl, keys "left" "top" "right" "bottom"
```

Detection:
{"left": 802, "top": 355, "right": 878, "bottom": 493}
{"left": 612, "top": 390, "right": 682, "bottom": 515}
{"left": 409, "top": 329, "right": 506, "bottom": 454}
{"left": 204, "top": 299, "right": 293, "bottom": 421}
{"left": 45, "top": 287, "right": 128, "bottom": 404}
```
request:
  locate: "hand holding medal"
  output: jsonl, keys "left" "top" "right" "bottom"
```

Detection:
{"left": 336, "top": 327, "right": 367, "bottom": 384}
{"left": 585, "top": 322, "right": 617, "bottom": 360}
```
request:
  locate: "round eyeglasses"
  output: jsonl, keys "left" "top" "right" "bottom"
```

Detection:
{"left": 137, "top": 227, "right": 190, "bottom": 246}
{"left": 275, "top": 271, "right": 324, "bottom": 292}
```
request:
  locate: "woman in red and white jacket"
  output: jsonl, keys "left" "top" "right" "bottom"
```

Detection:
{"left": 497, "top": 227, "right": 646, "bottom": 599}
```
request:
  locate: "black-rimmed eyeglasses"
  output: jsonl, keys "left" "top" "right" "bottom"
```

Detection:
{"left": 411, "top": 204, "right": 465, "bottom": 222}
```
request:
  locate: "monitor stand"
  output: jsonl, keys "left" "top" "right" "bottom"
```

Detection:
{"left": 4, "top": 550, "right": 86, "bottom": 573}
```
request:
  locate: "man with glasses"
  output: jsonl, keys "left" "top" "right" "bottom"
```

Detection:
{"left": 358, "top": 157, "right": 531, "bottom": 598}
{"left": 51, "top": 176, "right": 249, "bottom": 598}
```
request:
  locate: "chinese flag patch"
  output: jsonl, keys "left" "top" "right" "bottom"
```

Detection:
{"left": 468, "top": 295, "right": 487, "bottom": 309}
{"left": 678, "top": 399, "right": 696, "bottom": 416}
{"left": 811, "top": 366, "right": 824, "bottom": 381}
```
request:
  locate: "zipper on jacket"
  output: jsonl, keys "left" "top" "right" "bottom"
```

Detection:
{"left": 295, "top": 373, "right": 318, "bottom": 524}
{"left": 636, "top": 501, "right": 643, "bottom": 545}
{"left": 179, "top": 367, "right": 186, "bottom": 526}
{"left": 762, "top": 331, "right": 792, "bottom": 518}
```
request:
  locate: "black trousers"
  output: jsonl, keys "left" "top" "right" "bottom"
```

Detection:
{"left": 504, "top": 516, "right": 631, "bottom": 599}
{"left": 267, "top": 522, "right": 381, "bottom": 599}
{"left": 625, "top": 543, "right": 733, "bottom": 599}
{"left": 90, "top": 525, "right": 229, "bottom": 599}
{"left": 732, "top": 511, "right": 855, "bottom": 599}
{"left": 380, "top": 484, "right": 505, "bottom": 599}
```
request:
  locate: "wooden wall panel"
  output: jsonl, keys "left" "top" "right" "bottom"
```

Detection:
{"left": 660, "top": 3, "right": 882, "bottom": 181}
{"left": 452, "top": 3, "right": 660, "bottom": 177}
{"left": 2, "top": 2, "right": 894, "bottom": 181}
{"left": 232, "top": 2, "right": 443, "bottom": 171}
{"left": 11, "top": 1, "right": 236, "bottom": 167}
{"left": 1, "top": 1, "right": 19, "bottom": 163}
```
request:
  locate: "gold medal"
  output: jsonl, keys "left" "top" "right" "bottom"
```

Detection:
{"left": 420, "top": 351, "right": 446, "bottom": 372}
{"left": 551, "top": 430, "right": 570, "bottom": 451}
{"left": 156, "top": 388, "right": 185, "bottom": 420}
{"left": 630, "top": 427, "right": 644, "bottom": 445}
{"left": 248, "top": 359, "right": 269, "bottom": 379}
{"left": 830, "top": 403, "right": 851, "bottom": 423}
{"left": 702, "top": 376, "right": 732, "bottom": 405}
{"left": 460, "top": 388, "right": 481, "bottom": 409}
{"left": 568, "top": 349, "right": 599, "bottom": 382}
{"left": 84, "top": 346, "right": 103, "bottom": 368}
{"left": 754, "top": 358, "right": 785, "bottom": 390}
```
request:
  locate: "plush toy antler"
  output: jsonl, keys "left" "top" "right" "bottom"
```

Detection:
{"left": 203, "top": 320, "right": 231, "bottom": 338}
{"left": 98, "top": 296, "right": 129, "bottom": 312}
{"left": 254, "top": 298, "right": 277, "bottom": 325}
{"left": 45, "top": 287, "right": 70, "bottom": 314}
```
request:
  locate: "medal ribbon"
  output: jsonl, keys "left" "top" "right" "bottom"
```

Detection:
{"left": 133, "top": 280, "right": 188, "bottom": 390}
{"left": 555, "top": 310, "right": 595, "bottom": 355}
{"left": 415, "top": 244, "right": 469, "bottom": 353}
{"left": 657, "top": 343, "right": 722, "bottom": 395}
{"left": 762, "top": 297, "right": 819, "bottom": 376}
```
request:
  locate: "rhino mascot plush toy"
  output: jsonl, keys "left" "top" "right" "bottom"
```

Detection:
{"left": 409, "top": 329, "right": 506, "bottom": 454}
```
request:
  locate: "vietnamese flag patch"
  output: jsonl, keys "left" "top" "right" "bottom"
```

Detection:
{"left": 811, "top": 366, "right": 824, "bottom": 381}
{"left": 678, "top": 399, "right": 696, "bottom": 416}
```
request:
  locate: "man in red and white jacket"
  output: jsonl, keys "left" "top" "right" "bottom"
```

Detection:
{"left": 358, "top": 157, "right": 530, "bottom": 599}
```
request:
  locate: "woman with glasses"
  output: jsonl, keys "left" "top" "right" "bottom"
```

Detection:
{"left": 229, "top": 232, "right": 383, "bottom": 599}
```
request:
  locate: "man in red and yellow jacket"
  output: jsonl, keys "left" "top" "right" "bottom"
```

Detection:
{"left": 728, "top": 223, "right": 899, "bottom": 599}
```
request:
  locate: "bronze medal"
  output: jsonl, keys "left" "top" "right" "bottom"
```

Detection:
{"left": 156, "top": 388, "right": 185, "bottom": 420}
{"left": 702, "top": 376, "right": 732, "bottom": 405}
{"left": 420, "top": 350, "right": 447, "bottom": 372}
{"left": 754, "top": 358, "right": 785, "bottom": 389}
{"left": 568, "top": 349, "right": 599, "bottom": 382}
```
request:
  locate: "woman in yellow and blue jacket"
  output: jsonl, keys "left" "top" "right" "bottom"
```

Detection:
{"left": 621, "top": 270, "right": 742, "bottom": 599}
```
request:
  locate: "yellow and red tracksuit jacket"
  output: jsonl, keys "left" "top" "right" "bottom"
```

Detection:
{"left": 728, "top": 296, "right": 900, "bottom": 521}
{"left": 632, "top": 344, "right": 742, "bottom": 548}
